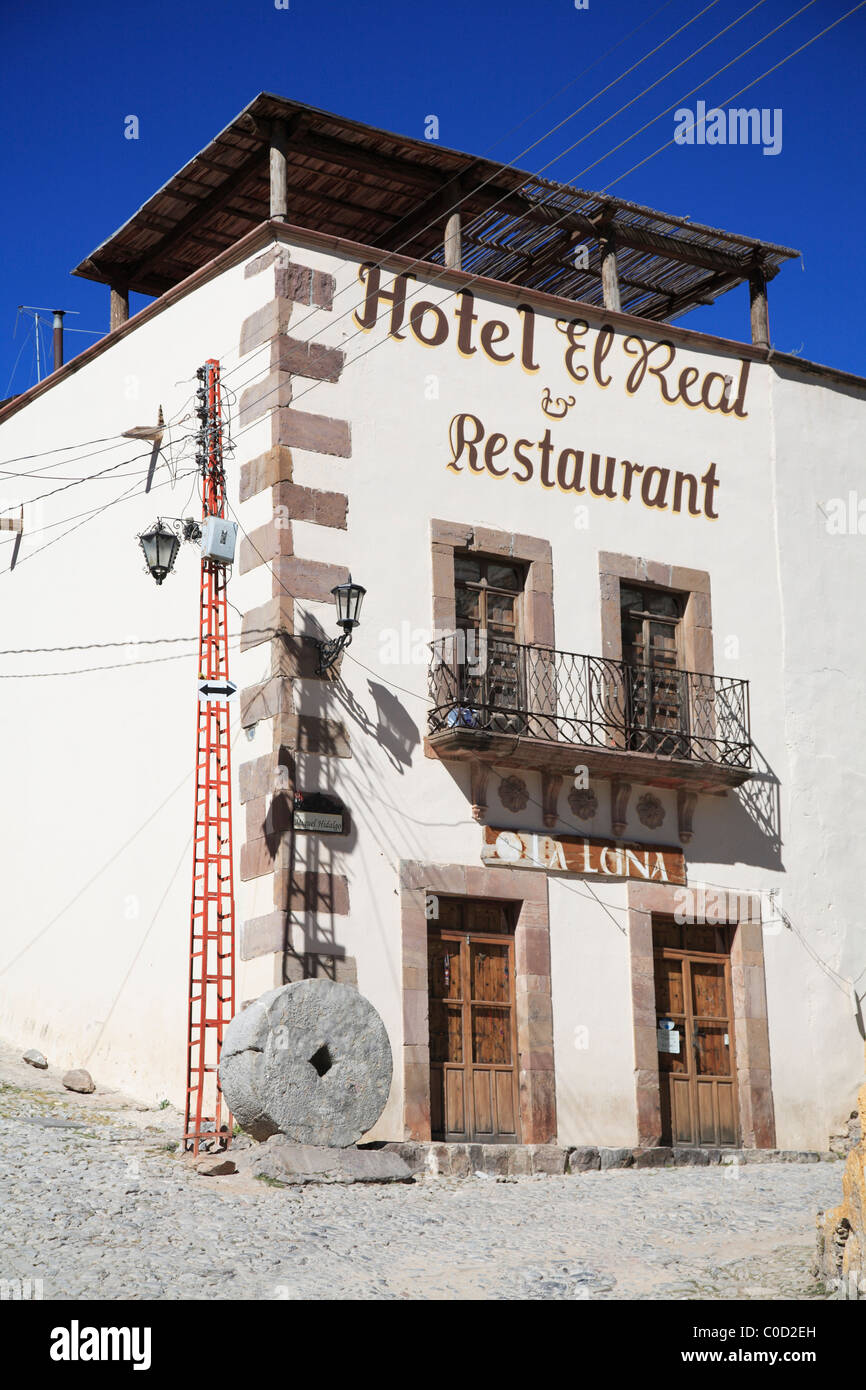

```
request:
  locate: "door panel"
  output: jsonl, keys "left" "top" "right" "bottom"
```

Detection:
{"left": 428, "top": 904, "right": 519, "bottom": 1143}
{"left": 445, "top": 1069, "right": 466, "bottom": 1137}
{"left": 472, "top": 1070, "right": 494, "bottom": 1136}
{"left": 669, "top": 1075, "right": 694, "bottom": 1145}
{"left": 697, "top": 1081, "right": 716, "bottom": 1144}
{"left": 717, "top": 1083, "right": 737, "bottom": 1146}
{"left": 692, "top": 961, "right": 727, "bottom": 1018}
{"left": 654, "top": 921, "right": 739, "bottom": 1148}
{"left": 496, "top": 1070, "right": 517, "bottom": 1135}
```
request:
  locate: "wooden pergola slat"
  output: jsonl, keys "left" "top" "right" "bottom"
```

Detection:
{"left": 74, "top": 92, "right": 800, "bottom": 340}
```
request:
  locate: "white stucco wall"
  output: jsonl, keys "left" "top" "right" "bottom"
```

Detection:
{"left": 2, "top": 224, "right": 863, "bottom": 1151}
{"left": 0, "top": 249, "right": 271, "bottom": 1103}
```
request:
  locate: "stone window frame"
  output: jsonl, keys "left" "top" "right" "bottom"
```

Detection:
{"left": 431, "top": 520, "right": 554, "bottom": 647}
{"left": 627, "top": 880, "right": 776, "bottom": 1150}
{"left": 399, "top": 860, "right": 556, "bottom": 1144}
{"left": 598, "top": 552, "right": 713, "bottom": 675}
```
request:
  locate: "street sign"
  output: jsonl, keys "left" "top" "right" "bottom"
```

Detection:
{"left": 293, "top": 810, "right": 344, "bottom": 833}
{"left": 293, "top": 791, "right": 345, "bottom": 834}
{"left": 197, "top": 679, "right": 237, "bottom": 703}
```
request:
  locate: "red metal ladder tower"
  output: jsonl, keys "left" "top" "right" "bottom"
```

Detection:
{"left": 184, "top": 358, "right": 236, "bottom": 1154}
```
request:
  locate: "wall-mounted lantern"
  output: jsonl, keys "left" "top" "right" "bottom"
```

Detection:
{"left": 315, "top": 575, "right": 366, "bottom": 673}
{"left": 137, "top": 517, "right": 201, "bottom": 585}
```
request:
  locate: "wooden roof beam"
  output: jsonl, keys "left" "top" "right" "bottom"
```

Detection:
{"left": 601, "top": 220, "right": 758, "bottom": 277}
{"left": 662, "top": 270, "right": 742, "bottom": 322}
{"left": 480, "top": 196, "right": 774, "bottom": 278}
{"left": 122, "top": 149, "right": 268, "bottom": 284}
{"left": 286, "top": 130, "right": 460, "bottom": 195}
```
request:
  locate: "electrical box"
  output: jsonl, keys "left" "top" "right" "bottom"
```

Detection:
{"left": 201, "top": 515, "right": 238, "bottom": 565}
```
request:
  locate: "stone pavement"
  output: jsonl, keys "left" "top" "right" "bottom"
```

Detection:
{"left": 0, "top": 1040, "right": 841, "bottom": 1301}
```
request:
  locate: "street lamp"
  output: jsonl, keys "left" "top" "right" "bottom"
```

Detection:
{"left": 137, "top": 517, "right": 201, "bottom": 585}
{"left": 315, "top": 575, "right": 366, "bottom": 673}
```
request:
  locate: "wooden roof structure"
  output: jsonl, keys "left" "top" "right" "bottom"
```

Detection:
{"left": 72, "top": 92, "right": 800, "bottom": 326}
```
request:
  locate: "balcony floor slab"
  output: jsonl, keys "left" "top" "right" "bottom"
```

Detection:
{"left": 425, "top": 729, "right": 752, "bottom": 794}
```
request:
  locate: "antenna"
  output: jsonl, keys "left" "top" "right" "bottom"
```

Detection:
{"left": 18, "top": 305, "right": 81, "bottom": 378}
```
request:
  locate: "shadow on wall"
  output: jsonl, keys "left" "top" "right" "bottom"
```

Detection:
{"left": 324, "top": 673, "right": 420, "bottom": 774}
{"left": 724, "top": 740, "right": 783, "bottom": 871}
{"left": 294, "top": 609, "right": 420, "bottom": 772}
{"left": 260, "top": 612, "right": 428, "bottom": 982}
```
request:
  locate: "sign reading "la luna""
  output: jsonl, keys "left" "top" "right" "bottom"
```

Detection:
{"left": 482, "top": 826, "right": 686, "bottom": 885}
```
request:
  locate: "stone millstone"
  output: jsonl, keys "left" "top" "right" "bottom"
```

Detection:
{"left": 219, "top": 979, "right": 392, "bottom": 1147}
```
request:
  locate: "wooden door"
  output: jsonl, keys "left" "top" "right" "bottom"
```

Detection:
{"left": 454, "top": 554, "right": 526, "bottom": 732}
{"left": 620, "top": 584, "right": 689, "bottom": 755}
{"left": 653, "top": 919, "right": 739, "bottom": 1147}
{"left": 428, "top": 899, "right": 520, "bottom": 1143}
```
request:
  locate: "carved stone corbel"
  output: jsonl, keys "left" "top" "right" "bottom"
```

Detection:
{"left": 470, "top": 761, "right": 491, "bottom": 823}
{"left": 611, "top": 779, "right": 632, "bottom": 837}
{"left": 677, "top": 790, "right": 698, "bottom": 844}
{"left": 541, "top": 772, "right": 563, "bottom": 828}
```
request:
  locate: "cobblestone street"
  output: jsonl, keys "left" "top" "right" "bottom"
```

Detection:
{"left": 0, "top": 1045, "right": 841, "bottom": 1302}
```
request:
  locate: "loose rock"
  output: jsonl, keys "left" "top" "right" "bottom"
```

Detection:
{"left": 195, "top": 1156, "right": 237, "bottom": 1177}
{"left": 241, "top": 1137, "right": 412, "bottom": 1185}
{"left": 22, "top": 1049, "right": 48, "bottom": 1070}
{"left": 62, "top": 1069, "right": 95, "bottom": 1094}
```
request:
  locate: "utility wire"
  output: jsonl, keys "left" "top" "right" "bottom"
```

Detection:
{"left": 480, "top": 0, "right": 679, "bottom": 159}
{"left": 214, "top": 0, "right": 730, "bottom": 390}
{"left": 514, "top": 0, "right": 776, "bottom": 181}
{"left": 0, "top": 381, "right": 195, "bottom": 474}
{"left": 569, "top": 0, "right": 819, "bottom": 183}
{"left": 602, "top": 0, "right": 866, "bottom": 189}
{"left": 0, "top": 1, "right": 790, "bottom": 469}
{"left": 219, "top": 2, "right": 843, "bottom": 448}
{"left": 0, "top": 436, "right": 147, "bottom": 480}
{"left": 0, "top": 635, "right": 202, "bottom": 655}
{"left": 0, "top": 447, "right": 158, "bottom": 516}
{"left": 0, "top": 433, "right": 128, "bottom": 468}
{"left": 0, "top": 463, "right": 198, "bottom": 575}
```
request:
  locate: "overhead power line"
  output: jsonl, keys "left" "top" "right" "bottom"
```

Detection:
{"left": 0, "top": 463, "right": 198, "bottom": 575}
{"left": 213, "top": 0, "right": 729, "bottom": 387}
{"left": 602, "top": 0, "right": 866, "bottom": 189}
{"left": 220, "top": 1, "right": 861, "bottom": 453}
{"left": 0, "top": 434, "right": 127, "bottom": 469}
{"left": 569, "top": 0, "right": 819, "bottom": 183}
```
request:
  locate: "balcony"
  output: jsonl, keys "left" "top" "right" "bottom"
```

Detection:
{"left": 426, "top": 637, "right": 752, "bottom": 795}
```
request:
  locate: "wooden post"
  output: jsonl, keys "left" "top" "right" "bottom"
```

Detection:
{"left": 749, "top": 269, "right": 770, "bottom": 347}
{"left": 109, "top": 284, "right": 129, "bottom": 331}
{"left": 599, "top": 228, "right": 621, "bottom": 313}
{"left": 269, "top": 119, "right": 288, "bottom": 221}
{"left": 444, "top": 210, "right": 462, "bottom": 270}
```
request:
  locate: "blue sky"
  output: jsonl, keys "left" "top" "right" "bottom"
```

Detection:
{"left": 1, "top": 0, "right": 864, "bottom": 393}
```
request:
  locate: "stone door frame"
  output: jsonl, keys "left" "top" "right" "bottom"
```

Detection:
{"left": 627, "top": 880, "right": 776, "bottom": 1149}
{"left": 399, "top": 860, "right": 556, "bottom": 1143}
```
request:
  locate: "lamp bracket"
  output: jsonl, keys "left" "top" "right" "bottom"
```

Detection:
{"left": 315, "top": 630, "right": 352, "bottom": 675}
{"left": 152, "top": 515, "right": 202, "bottom": 544}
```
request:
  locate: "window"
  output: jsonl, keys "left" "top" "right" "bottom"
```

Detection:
{"left": 619, "top": 584, "right": 688, "bottom": 754}
{"left": 454, "top": 555, "right": 526, "bottom": 729}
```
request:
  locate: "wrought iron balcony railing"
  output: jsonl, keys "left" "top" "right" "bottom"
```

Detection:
{"left": 428, "top": 636, "right": 751, "bottom": 767}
